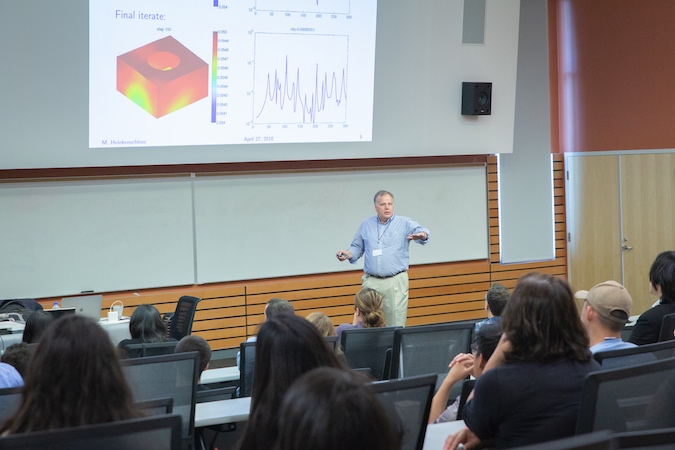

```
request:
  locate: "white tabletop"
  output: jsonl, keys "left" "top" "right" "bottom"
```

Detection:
{"left": 194, "top": 397, "right": 251, "bottom": 428}
{"left": 422, "top": 420, "right": 466, "bottom": 450}
{"left": 201, "top": 366, "right": 240, "bottom": 384}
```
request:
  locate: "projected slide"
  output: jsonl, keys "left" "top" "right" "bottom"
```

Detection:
{"left": 89, "top": 0, "right": 377, "bottom": 149}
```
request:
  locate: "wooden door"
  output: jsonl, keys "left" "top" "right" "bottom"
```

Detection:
{"left": 566, "top": 155, "right": 621, "bottom": 308}
{"left": 620, "top": 153, "right": 675, "bottom": 314}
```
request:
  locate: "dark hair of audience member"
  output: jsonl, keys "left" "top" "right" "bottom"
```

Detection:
{"left": 22, "top": 310, "right": 54, "bottom": 344}
{"left": 129, "top": 304, "right": 167, "bottom": 342}
{"left": 1, "top": 315, "right": 140, "bottom": 433}
{"left": 649, "top": 250, "right": 675, "bottom": 304}
{"left": 274, "top": 367, "right": 401, "bottom": 450}
{"left": 501, "top": 272, "right": 591, "bottom": 363}
{"left": 471, "top": 322, "right": 502, "bottom": 362}
{"left": 236, "top": 314, "right": 344, "bottom": 450}
{"left": 486, "top": 283, "right": 510, "bottom": 316}
{"left": 0, "top": 343, "right": 33, "bottom": 377}
{"left": 354, "top": 288, "right": 386, "bottom": 328}
{"left": 176, "top": 335, "right": 212, "bottom": 376}
{"left": 265, "top": 297, "right": 295, "bottom": 319}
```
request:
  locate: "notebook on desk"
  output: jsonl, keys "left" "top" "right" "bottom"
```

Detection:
{"left": 60, "top": 295, "right": 103, "bottom": 320}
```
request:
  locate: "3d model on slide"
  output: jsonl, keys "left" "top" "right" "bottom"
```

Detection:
{"left": 116, "top": 36, "right": 208, "bottom": 118}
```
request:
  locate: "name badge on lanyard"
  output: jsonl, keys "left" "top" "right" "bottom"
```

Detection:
{"left": 372, "top": 249, "right": 383, "bottom": 257}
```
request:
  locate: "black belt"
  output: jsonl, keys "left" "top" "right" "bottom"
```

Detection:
{"left": 367, "top": 270, "right": 406, "bottom": 279}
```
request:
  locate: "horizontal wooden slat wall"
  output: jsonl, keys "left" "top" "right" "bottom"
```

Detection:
{"left": 38, "top": 155, "right": 568, "bottom": 352}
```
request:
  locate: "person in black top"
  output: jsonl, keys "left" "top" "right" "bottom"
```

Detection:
{"left": 628, "top": 250, "right": 675, "bottom": 345}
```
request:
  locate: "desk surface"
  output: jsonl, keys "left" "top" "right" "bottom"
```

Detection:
{"left": 423, "top": 421, "right": 466, "bottom": 450}
{"left": 194, "top": 397, "right": 251, "bottom": 428}
{"left": 201, "top": 366, "right": 239, "bottom": 384}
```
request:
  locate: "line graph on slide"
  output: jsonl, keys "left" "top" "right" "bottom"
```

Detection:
{"left": 253, "top": 33, "right": 349, "bottom": 125}
{"left": 255, "top": 0, "right": 351, "bottom": 15}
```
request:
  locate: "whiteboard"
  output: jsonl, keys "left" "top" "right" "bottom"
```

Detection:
{"left": 0, "top": 178, "right": 195, "bottom": 298}
{"left": 193, "top": 166, "right": 488, "bottom": 283}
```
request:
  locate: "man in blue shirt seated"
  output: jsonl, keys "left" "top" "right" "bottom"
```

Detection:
{"left": 336, "top": 190, "right": 429, "bottom": 327}
{"left": 576, "top": 280, "right": 636, "bottom": 353}
{"left": 474, "top": 283, "right": 510, "bottom": 336}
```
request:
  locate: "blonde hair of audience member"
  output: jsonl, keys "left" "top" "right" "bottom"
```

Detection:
{"left": 354, "top": 288, "right": 385, "bottom": 328}
{"left": 1, "top": 315, "right": 140, "bottom": 434}
{"left": 275, "top": 367, "right": 401, "bottom": 450}
{"left": 236, "top": 314, "right": 344, "bottom": 450}
{"left": 305, "top": 312, "right": 336, "bottom": 337}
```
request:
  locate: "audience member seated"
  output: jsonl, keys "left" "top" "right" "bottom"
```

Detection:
{"left": 235, "top": 314, "right": 344, "bottom": 450}
{"left": 336, "top": 288, "right": 386, "bottom": 340}
{"left": 21, "top": 310, "right": 53, "bottom": 344}
{"left": 474, "top": 283, "right": 509, "bottom": 335}
{"left": 428, "top": 323, "right": 501, "bottom": 424}
{"left": 305, "top": 312, "right": 336, "bottom": 337}
{"left": 117, "top": 304, "right": 173, "bottom": 358}
{"left": 444, "top": 272, "right": 600, "bottom": 450}
{"left": 175, "top": 335, "right": 212, "bottom": 390}
{"left": 629, "top": 250, "right": 675, "bottom": 345}
{"left": 236, "top": 298, "right": 294, "bottom": 370}
{"left": 0, "top": 315, "right": 140, "bottom": 434}
{"left": 576, "top": 280, "right": 636, "bottom": 353}
{"left": 0, "top": 363, "right": 23, "bottom": 389}
{"left": 0, "top": 343, "right": 33, "bottom": 378}
{"left": 275, "top": 367, "right": 401, "bottom": 450}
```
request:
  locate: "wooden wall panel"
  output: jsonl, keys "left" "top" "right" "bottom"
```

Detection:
{"left": 38, "top": 155, "right": 568, "bottom": 351}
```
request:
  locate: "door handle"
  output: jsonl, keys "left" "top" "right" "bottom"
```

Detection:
{"left": 622, "top": 245, "right": 633, "bottom": 251}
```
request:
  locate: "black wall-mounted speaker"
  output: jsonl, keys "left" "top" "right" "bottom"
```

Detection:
{"left": 461, "top": 82, "right": 492, "bottom": 115}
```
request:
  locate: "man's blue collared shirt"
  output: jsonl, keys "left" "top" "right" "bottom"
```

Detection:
{"left": 347, "top": 215, "right": 429, "bottom": 277}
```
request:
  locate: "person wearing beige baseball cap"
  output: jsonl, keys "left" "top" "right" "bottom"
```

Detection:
{"left": 577, "top": 280, "right": 637, "bottom": 354}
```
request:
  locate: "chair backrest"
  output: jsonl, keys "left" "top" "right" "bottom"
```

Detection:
{"left": 614, "top": 426, "right": 675, "bottom": 448}
{"left": 594, "top": 339, "right": 675, "bottom": 369}
{"left": 135, "top": 397, "right": 174, "bottom": 416}
{"left": 456, "top": 378, "right": 476, "bottom": 421}
{"left": 510, "top": 431, "right": 615, "bottom": 450}
{"left": 390, "top": 322, "right": 473, "bottom": 390}
{"left": 168, "top": 296, "right": 200, "bottom": 341}
{"left": 659, "top": 313, "right": 675, "bottom": 342}
{"left": 195, "top": 386, "right": 236, "bottom": 403}
{"left": 621, "top": 324, "right": 635, "bottom": 342}
{"left": 341, "top": 326, "right": 400, "bottom": 380}
{"left": 122, "top": 352, "right": 198, "bottom": 445}
{"left": 124, "top": 341, "right": 179, "bottom": 358}
{"left": 371, "top": 374, "right": 436, "bottom": 450}
{"left": 0, "top": 387, "right": 22, "bottom": 428}
{"left": 239, "top": 341, "right": 256, "bottom": 398}
{"left": 576, "top": 357, "right": 675, "bottom": 434}
{"left": 324, "top": 335, "right": 339, "bottom": 353}
{"left": 0, "top": 414, "right": 182, "bottom": 450}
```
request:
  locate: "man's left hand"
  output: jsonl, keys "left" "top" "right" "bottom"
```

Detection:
{"left": 407, "top": 232, "right": 428, "bottom": 241}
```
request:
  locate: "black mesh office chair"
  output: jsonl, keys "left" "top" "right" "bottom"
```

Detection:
{"left": 122, "top": 352, "right": 199, "bottom": 449}
{"left": 238, "top": 341, "right": 256, "bottom": 398}
{"left": 166, "top": 296, "right": 201, "bottom": 341}
{"left": 390, "top": 322, "right": 473, "bottom": 393}
{"left": 576, "top": 357, "right": 675, "bottom": 434}
{"left": 658, "top": 313, "right": 675, "bottom": 342}
{"left": 0, "top": 414, "right": 182, "bottom": 450}
{"left": 593, "top": 339, "right": 675, "bottom": 369}
{"left": 0, "top": 387, "right": 22, "bottom": 429}
{"left": 124, "top": 341, "right": 179, "bottom": 358}
{"left": 371, "top": 374, "right": 436, "bottom": 450}
{"left": 341, "top": 326, "right": 401, "bottom": 380}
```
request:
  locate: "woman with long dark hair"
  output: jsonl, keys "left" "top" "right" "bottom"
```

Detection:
{"left": 1, "top": 315, "right": 140, "bottom": 433}
{"left": 236, "top": 314, "right": 344, "bottom": 450}
{"left": 117, "top": 304, "right": 170, "bottom": 356}
{"left": 445, "top": 272, "right": 599, "bottom": 449}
